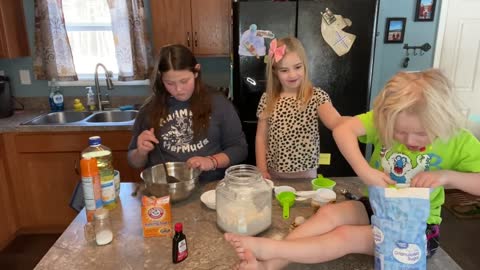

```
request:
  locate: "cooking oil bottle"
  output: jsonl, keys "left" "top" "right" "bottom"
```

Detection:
{"left": 82, "top": 136, "right": 116, "bottom": 209}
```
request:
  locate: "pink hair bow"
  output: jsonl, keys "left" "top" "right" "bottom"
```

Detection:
{"left": 268, "top": 39, "right": 286, "bottom": 63}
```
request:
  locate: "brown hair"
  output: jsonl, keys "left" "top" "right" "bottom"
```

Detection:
{"left": 262, "top": 36, "right": 313, "bottom": 117}
{"left": 142, "top": 44, "right": 211, "bottom": 138}
{"left": 373, "top": 69, "right": 466, "bottom": 147}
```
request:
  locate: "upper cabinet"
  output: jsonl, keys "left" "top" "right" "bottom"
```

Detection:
{"left": 0, "top": 0, "right": 30, "bottom": 58}
{"left": 150, "top": 0, "right": 231, "bottom": 57}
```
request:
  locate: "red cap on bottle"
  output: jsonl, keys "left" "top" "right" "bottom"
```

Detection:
{"left": 174, "top": 222, "right": 183, "bottom": 232}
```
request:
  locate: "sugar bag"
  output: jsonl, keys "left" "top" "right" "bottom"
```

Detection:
{"left": 368, "top": 186, "right": 430, "bottom": 270}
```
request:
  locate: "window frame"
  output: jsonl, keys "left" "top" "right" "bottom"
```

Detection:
{"left": 61, "top": 1, "right": 149, "bottom": 86}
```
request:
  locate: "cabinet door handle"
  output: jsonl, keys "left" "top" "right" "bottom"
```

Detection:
{"left": 194, "top": 32, "right": 198, "bottom": 47}
{"left": 74, "top": 159, "right": 80, "bottom": 175}
{"left": 186, "top": 32, "right": 190, "bottom": 47}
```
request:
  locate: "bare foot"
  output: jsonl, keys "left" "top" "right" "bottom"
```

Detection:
{"left": 235, "top": 249, "right": 267, "bottom": 270}
{"left": 224, "top": 233, "right": 271, "bottom": 261}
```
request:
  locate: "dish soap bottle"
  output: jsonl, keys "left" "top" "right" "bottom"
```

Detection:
{"left": 51, "top": 79, "right": 64, "bottom": 111}
{"left": 86, "top": 86, "right": 96, "bottom": 111}
{"left": 48, "top": 78, "right": 57, "bottom": 112}
{"left": 172, "top": 222, "right": 188, "bottom": 263}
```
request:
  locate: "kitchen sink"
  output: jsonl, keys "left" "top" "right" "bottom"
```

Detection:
{"left": 86, "top": 111, "right": 138, "bottom": 123}
{"left": 22, "top": 111, "right": 94, "bottom": 125}
{"left": 21, "top": 110, "right": 138, "bottom": 126}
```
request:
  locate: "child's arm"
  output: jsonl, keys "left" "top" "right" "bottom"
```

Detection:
{"left": 411, "top": 171, "right": 480, "bottom": 196}
{"left": 333, "top": 117, "right": 395, "bottom": 186}
{"left": 317, "top": 102, "right": 344, "bottom": 130}
{"left": 127, "top": 128, "right": 159, "bottom": 169}
{"left": 255, "top": 116, "right": 271, "bottom": 179}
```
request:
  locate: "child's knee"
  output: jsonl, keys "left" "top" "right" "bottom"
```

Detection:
{"left": 334, "top": 225, "right": 353, "bottom": 242}
{"left": 314, "top": 203, "right": 336, "bottom": 218}
{"left": 312, "top": 203, "right": 343, "bottom": 226}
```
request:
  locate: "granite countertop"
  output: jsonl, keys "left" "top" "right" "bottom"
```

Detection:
{"left": 34, "top": 177, "right": 461, "bottom": 270}
{"left": 0, "top": 110, "right": 133, "bottom": 133}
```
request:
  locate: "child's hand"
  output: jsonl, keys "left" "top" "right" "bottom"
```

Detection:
{"left": 186, "top": 156, "right": 215, "bottom": 171}
{"left": 410, "top": 171, "right": 448, "bottom": 188}
{"left": 359, "top": 168, "right": 396, "bottom": 187}
{"left": 259, "top": 170, "right": 271, "bottom": 180}
{"left": 137, "top": 128, "right": 159, "bottom": 155}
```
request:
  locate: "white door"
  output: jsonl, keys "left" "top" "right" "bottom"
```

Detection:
{"left": 434, "top": 0, "right": 480, "bottom": 119}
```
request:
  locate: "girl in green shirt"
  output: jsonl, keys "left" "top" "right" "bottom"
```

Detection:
{"left": 224, "top": 69, "right": 480, "bottom": 269}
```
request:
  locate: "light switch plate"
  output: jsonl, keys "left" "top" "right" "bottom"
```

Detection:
{"left": 0, "top": 70, "right": 4, "bottom": 76}
{"left": 19, "top": 69, "right": 31, "bottom": 85}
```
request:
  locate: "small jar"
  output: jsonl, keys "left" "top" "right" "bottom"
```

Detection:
{"left": 84, "top": 208, "right": 113, "bottom": 245}
{"left": 216, "top": 164, "right": 272, "bottom": 236}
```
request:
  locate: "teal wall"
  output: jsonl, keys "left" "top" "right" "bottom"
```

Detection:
{"left": 370, "top": 0, "right": 442, "bottom": 106}
{"left": 0, "top": 0, "right": 230, "bottom": 97}
{"left": 1, "top": 0, "right": 441, "bottom": 100}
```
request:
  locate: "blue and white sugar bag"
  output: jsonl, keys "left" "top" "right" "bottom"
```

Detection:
{"left": 368, "top": 186, "right": 430, "bottom": 270}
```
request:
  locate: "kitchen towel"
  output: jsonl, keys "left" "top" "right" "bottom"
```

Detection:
{"left": 69, "top": 181, "right": 85, "bottom": 212}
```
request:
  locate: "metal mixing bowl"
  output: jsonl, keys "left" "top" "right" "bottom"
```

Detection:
{"left": 140, "top": 162, "right": 201, "bottom": 202}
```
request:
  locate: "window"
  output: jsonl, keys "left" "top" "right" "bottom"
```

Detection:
{"left": 63, "top": 0, "right": 118, "bottom": 79}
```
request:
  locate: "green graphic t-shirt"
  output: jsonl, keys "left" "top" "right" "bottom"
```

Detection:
{"left": 358, "top": 111, "right": 480, "bottom": 224}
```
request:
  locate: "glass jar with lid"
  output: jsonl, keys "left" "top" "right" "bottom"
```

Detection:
{"left": 216, "top": 164, "right": 272, "bottom": 236}
{"left": 84, "top": 208, "right": 114, "bottom": 245}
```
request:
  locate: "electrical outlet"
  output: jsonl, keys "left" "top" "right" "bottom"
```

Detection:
{"left": 19, "top": 69, "right": 31, "bottom": 85}
{"left": 0, "top": 70, "right": 4, "bottom": 76}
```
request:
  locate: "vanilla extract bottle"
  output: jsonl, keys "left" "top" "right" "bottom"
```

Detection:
{"left": 172, "top": 222, "right": 188, "bottom": 263}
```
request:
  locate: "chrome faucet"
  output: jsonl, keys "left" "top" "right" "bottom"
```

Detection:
{"left": 94, "top": 63, "right": 114, "bottom": 111}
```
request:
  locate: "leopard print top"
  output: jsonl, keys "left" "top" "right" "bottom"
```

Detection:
{"left": 256, "top": 87, "right": 331, "bottom": 173}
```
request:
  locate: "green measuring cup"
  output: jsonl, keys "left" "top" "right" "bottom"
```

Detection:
{"left": 276, "top": 191, "right": 296, "bottom": 219}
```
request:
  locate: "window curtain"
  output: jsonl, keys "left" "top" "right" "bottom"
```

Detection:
{"left": 107, "top": 0, "right": 152, "bottom": 81}
{"left": 33, "top": 0, "right": 78, "bottom": 81}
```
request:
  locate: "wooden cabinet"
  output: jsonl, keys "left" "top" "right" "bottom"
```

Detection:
{"left": 2, "top": 131, "right": 141, "bottom": 232}
{"left": 0, "top": 134, "right": 18, "bottom": 250}
{"left": 150, "top": 0, "right": 231, "bottom": 57}
{"left": 0, "top": 0, "right": 29, "bottom": 58}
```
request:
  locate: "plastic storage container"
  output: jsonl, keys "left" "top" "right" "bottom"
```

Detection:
{"left": 216, "top": 164, "right": 272, "bottom": 236}
{"left": 81, "top": 136, "right": 117, "bottom": 209}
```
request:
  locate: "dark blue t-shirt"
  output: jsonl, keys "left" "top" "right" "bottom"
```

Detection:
{"left": 129, "top": 91, "right": 248, "bottom": 181}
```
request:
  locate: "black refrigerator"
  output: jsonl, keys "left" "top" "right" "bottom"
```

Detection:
{"left": 232, "top": 0, "right": 379, "bottom": 177}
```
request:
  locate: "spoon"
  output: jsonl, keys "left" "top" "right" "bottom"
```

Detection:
{"left": 155, "top": 142, "right": 181, "bottom": 184}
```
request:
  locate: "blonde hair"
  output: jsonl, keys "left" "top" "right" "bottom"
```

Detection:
{"left": 373, "top": 69, "right": 466, "bottom": 147}
{"left": 263, "top": 37, "right": 313, "bottom": 116}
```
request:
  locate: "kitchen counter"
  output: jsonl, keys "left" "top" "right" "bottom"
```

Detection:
{"left": 0, "top": 110, "right": 133, "bottom": 132}
{"left": 35, "top": 178, "right": 461, "bottom": 270}
{"left": 0, "top": 110, "right": 44, "bottom": 132}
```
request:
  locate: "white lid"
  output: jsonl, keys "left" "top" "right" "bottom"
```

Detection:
{"left": 94, "top": 208, "right": 109, "bottom": 219}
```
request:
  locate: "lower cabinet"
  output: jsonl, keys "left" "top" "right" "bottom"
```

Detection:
{"left": 0, "top": 134, "right": 18, "bottom": 250}
{"left": 2, "top": 130, "right": 141, "bottom": 233}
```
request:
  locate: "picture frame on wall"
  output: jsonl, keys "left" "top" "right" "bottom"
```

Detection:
{"left": 384, "top": 18, "right": 406, "bottom": 44}
{"left": 415, "top": 0, "right": 436, "bottom": 21}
